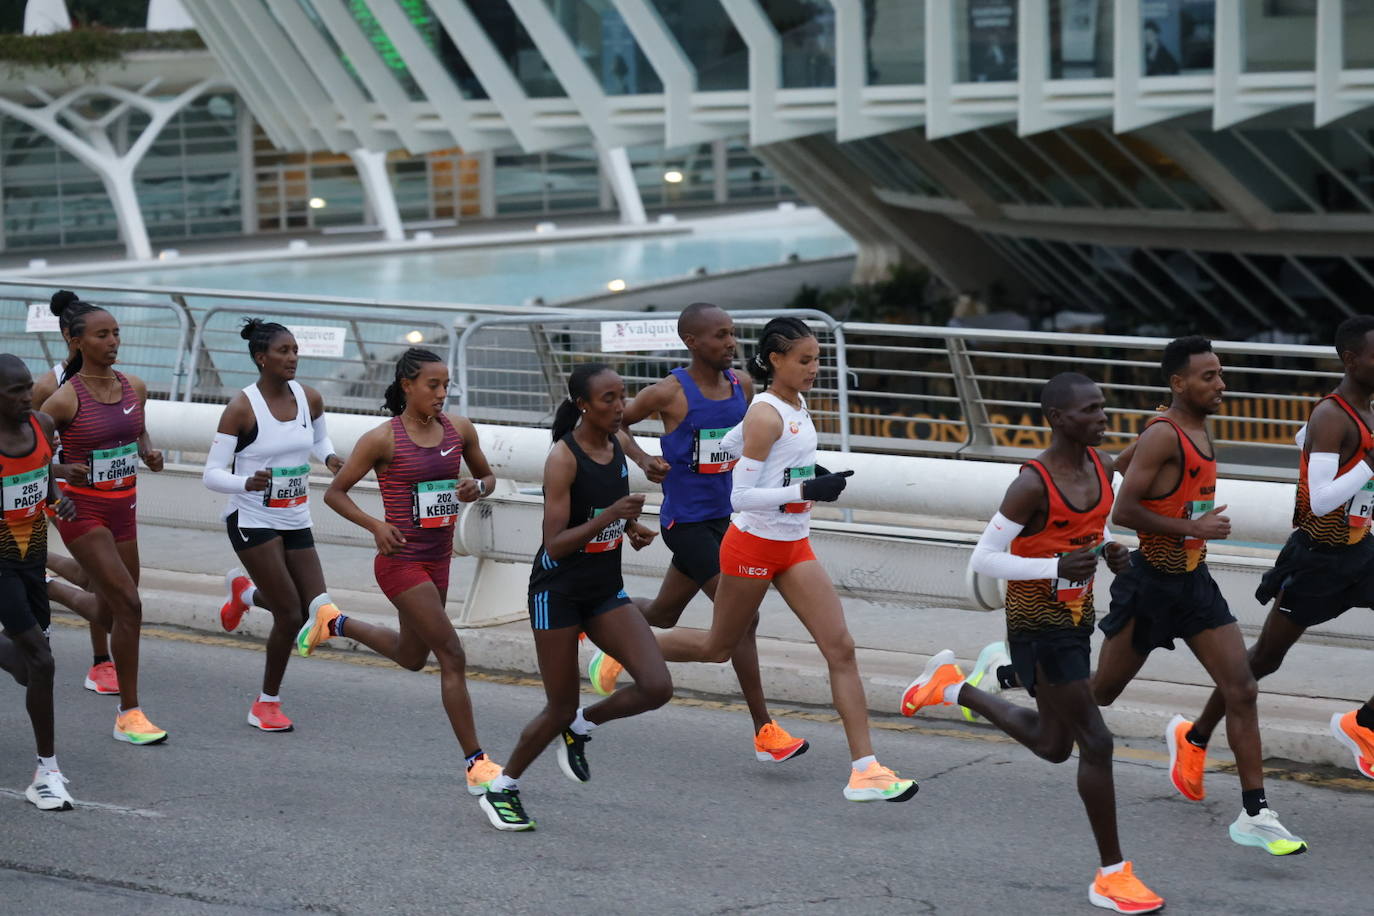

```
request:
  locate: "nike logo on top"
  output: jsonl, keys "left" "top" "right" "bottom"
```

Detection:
{"left": 122, "top": 405, "right": 136, "bottom": 415}
{"left": 440, "top": 446, "right": 456, "bottom": 456}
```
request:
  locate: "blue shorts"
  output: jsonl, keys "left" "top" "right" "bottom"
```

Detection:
{"left": 528, "top": 588, "right": 631, "bottom": 631}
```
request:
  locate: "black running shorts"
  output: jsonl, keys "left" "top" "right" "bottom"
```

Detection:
{"left": 0, "top": 563, "right": 50, "bottom": 635}
{"left": 528, "top": 588, "right": 631, "bottom": 631}
{"left": 661, "top": 517, "right": 729, "bottom": 586}
{"left": 1007, "top": 626, "right": 1092, "bottom": 697}
{"left": 1257, "top": 530, "right": 1374, "bottom": 629}
{"left": 1100, "top": 550, "right": 1235, "bottom": 656}
{"left": 226, "top": 511, "right": 315, "bottom": 554}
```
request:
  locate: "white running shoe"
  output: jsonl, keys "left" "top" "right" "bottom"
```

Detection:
{"left": 960, "top": 641, "right": 1011, "bottom": 722}
{"left": 26, "top": 769, "right": 74, "bottom": 811}
{"left": 1228, "top": 807, "right": 1307, "bottom": 856}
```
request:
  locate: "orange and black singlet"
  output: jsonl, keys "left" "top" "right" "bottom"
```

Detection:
{"left": 0, "top": 414, "right": 52, "bottom": 566}
{"left": 1005, "top": 450, "right": 1113, "bottom": 632}
{"left": 1294, "top": 394, "right": 1374, "bottom": 547}
{"left": 1138, "top": 416, "right": 1215, "bottom": 573}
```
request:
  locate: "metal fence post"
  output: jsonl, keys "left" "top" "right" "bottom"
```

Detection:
{"left": 945, "top": 336, "right": 993, "bottom": 454}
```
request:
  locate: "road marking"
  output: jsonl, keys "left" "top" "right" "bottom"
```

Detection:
{"left": 0, "top": 788, "right": 164, "bottom": 818}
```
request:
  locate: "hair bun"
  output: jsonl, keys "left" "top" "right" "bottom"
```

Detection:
{"left": 49, "top": 289, "right": 78, "bottom": 317}
{"left": 239, "top": 317, "right": 263, "bottom": 341}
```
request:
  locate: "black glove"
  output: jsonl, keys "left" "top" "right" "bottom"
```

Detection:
{"left": 801, "top": 469, "right": 853, "bottom": 502}
{"left": 815, "top": 464, "right": 831, "bottom": 477}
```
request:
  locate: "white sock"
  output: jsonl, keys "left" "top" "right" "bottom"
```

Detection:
{"left": 119, "top": 705, "right": 139, "bottom": 715}
{"left": 258, "top": 693, "right": 280, "bottom": 704}
{"left": 490, "top": 774, "right": 518, "bottom": 792}
{"left": 239, "top": 585, "right": 257, "bottom": 609}
{"left": 943, "top": 680, "right": 966, "bottom": 705}
{"left": 37, "top": 755, "right": 58, "bottom": 773}
{"left": 570, "top": 707, "right": 596, "bottom": 736}
{"left": 1100, "top": 861, "right": 1125, "bottom": 875}
{"left": 851, "top": 754, "right": 876, "bottom": 772}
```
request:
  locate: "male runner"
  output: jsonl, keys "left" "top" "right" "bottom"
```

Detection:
{"left": 590, "top": 302, "right": 808, "bottom": 762}
{"left": 0, "top": 354, "right": 78, "bottom": 809}
{"left": 901, "top": 373, "right": 1163, "bottom": 913}
{"left": 1168, "top": 315, "right": 1374, "bottom": 787}
{"left": 1097, "top": 336, "right": 1305, "bottom": 855}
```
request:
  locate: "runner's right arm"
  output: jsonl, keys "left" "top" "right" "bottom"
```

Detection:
{"left": 619, "top": 379, "right": 674, "bottom": 482}
{"left": 37, "top": 383, "right": 88, "bottom": 486}
{"left": 324, "top": 423, "right": 406, "bottom": 555}
{"left": 970, "top": 467, "right": 1079, "bottom": 581}
{"left": 1305, "top": 398, "right": 1372, "bottom": 516}
{"left": 539, "top": 441, "right": 644, "bottom": 560}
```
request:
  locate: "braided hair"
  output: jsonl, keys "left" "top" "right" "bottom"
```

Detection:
{"left": 746, "top": 316, "right": 814, "bottom": 384}
{"left": 240, "top": 317, "right": 292, "bottom": 370}
{"left": 382, "top": 347, "right": 444, "bottom": 416}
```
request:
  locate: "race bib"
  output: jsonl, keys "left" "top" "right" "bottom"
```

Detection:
{"left": 90, "top": 442, "right": 137, "bottom": 490}
{"left": 1, "top": 466, "right": 47, "bottom": 523}
{"left": 692, "top": 428, "right": 738, "bottom": 474}
{"left": 413, "top": 479, "right": 459, "bottom": 528}
{"left": 586, "top": 507, "right": 624, "bottom": 553}
{"left": 1184, "top": 499, "right": 1214, "bottom": 551}
{"left": 1348, "top": 479, "right": 1374, "bottom": 529}
{"left": 780, "top": 464, "right": 814, "bottom": 514}
{"left": 262, "top": 464, "right": 310, "bottom": 509}
{"left": 1054, "top": 573, "right": 1092, "bottom": 604}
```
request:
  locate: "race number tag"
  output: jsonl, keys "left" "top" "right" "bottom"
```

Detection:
{"left": 692, "top": 428, "right": 739, "bottom": 474}
{"left": 262, "top": 464, "right": 310, "bottom": 509}
{"left": 1184, "top": 499, "right": 1214, "bottom": 551}
{"left": 780, "top": 464, "right": 815, "bottom": 514}
{"left": 90, "top": 442, "right": 138, "bottom": 490}
{"left": 1, "top": 466, "right": 47, "bottom": 522}
{"left": 1348, "top": 479, "right": 1374, "bottom": 529}
{"left": 586, "top": 507, "right": 624, "bottom": 553}
{"left": 413, "top": 479, "right": 459, "bottom": 528}
{"left": 1054, "top": 573, "right": 1092, "bottom": 604}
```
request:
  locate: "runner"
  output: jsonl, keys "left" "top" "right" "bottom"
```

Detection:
{"left": 0, "top": 354, "right": 78, "bottom": 809}
{"left": 202, "top": 318, "right": 344, "bottom": 732}
{"left": 591, "top": 302, "right": 808, "bottom": 764}
{"left": 653, "top": 316, "right": 916, "bottom": 803}
{"left": 305, "top": 348, "right": 503, "bottom": 795}
{"left": 41, "top": 301, "right": 168, "bottom": 746}
{"left": 1096, "top": 335, "right": 1305, "bottom": 854}
{"left": 479, "top": 363, "right": 671, "bottom": 831}
{"left": 900, "top": 372, "right": 1163, "bottom": 914}
{"left": 32, "top": 290, "right": 113, "bottom": 696}
{"left": 1168, "top": 316, "right": 1374, "bottom": 786}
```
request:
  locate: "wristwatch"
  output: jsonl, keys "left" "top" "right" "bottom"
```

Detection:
{"left": 477, "top": 478, "right": 488, "bottom": 498}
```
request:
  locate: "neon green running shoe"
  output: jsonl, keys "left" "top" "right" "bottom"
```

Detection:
{"left": 961, "top": 641, "right": 1011, "bottom": 722}
{"left": 1229, "top": 808, "right": 1307, "bottom": 856}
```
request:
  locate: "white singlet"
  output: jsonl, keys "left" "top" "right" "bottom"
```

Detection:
{"left": 728, "top": 391, "right": 817, "bottom": 542}
{"left": 225, "top": 381, "right": 315, "bottom": 530}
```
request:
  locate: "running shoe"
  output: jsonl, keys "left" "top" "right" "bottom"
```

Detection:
{"left": 113, "top": 708, "right": 168, "bottom": 746}
{"left": 754, "top": 719, "right": 810, "bottom": 763}
{"left": 588, "top": 649, "right": 623, "bottom": 696}
{"left": 1228, "top": 808, "right": 1307, "bottom": 856}
{"left": 83, "top": 660, "right": 119, "bottom": 695}
{"left": 466, "top": 755, "right": 503, "bottom": 797}
{"left": 247, "top": 700, "right": 294, "bottom": 732}
{"left": 220, "top": 567, "right": 253, "bottom": 632}
{"left": 1330, "top": 709, "right": 1374, "bottom": 779}
{"left": 558, "top": 728, "right": 591, "bottom": 783}
{"left": 900, "top": 649, "right": 963, "bottom": 717}
{"left": 843, "top": 761, "right": 919, "bottom": 802}
{"left": 1088, "top": 862, "right": 1164, "bottom": 914}
{"left": 480, "top": 788, "right": 535, "bottom": 831}
{"left": 960, "top": 641, "right": 1010, "bottom": 722}
{"left": 1165, "top": 714, "right": 1207, "bottom": 801}
{"left": 25, "top": 769, "right": 74, "bottom": 812}
{"left": 295, "top": 596, "right": 341, "bottom": 658}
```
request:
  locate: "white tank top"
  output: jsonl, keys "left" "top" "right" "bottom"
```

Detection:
{"left": 226, "top": 381, "right": 315, "bottom": 530}
{"left": 729, "top": 391, "right": 816, "bottom": 542}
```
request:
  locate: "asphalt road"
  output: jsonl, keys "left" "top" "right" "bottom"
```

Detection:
{"left": 1, "top": 623, "right": 1371, "bottom": 915}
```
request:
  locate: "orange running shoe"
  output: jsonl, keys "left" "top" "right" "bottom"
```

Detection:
{"left": 83, "top": 660, "right": 119, "bottom": 695}
{"left": 295, "top": 596, "right": 341, "bottom": 658}
{"left": 113, "top": 708, "right": 168, "bottom": 746}
{"left": 1330, "top": 709, "right": 1374, "bottom": 779}
{"left": 220, "top": 567, "right": 253, "bottom": 632}
{"left": 843, "top": 760, "right": 918, "bottom": 802}
{"left": 900, "top": 649, "right": 963, "bottom": 717}
{"left": 1165, "top": 714, "right": 1207, "bottom": 801}
{"left": 1088, "top": 862, "right": 1164, "bottom": 914}
{"left": 588, "top": 649, "right": 623, "bottom": 696}
{"left": 247, "top": 700, "right": 294, "bottom": 732}
{"left": 466, "top": 755, "right": 504, "bottom": 796}
{"left": 754, "top": 720, "right": 810, "bottom": 763}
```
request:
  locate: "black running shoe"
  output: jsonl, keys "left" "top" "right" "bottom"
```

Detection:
{"left": 480, "top": 788, "right": 535, "bottom": 831}
{"left": 557, "top": 728, "right": 591, "bottom": 783}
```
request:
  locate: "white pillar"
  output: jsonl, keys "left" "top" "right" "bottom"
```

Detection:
{"left": 348, "top": 149, "right": 404, "bottom": 242}
{"left": 146, "top": 0, "right": 196, "bottom": 30}
{"left": 23, "top": 0, "right": 70, "bottom": 34}
{"left": 99, "top": 166, "right": 154, "bottom": 261}
{"left": 597, "top": 145, "right": 647, "bottom": 225}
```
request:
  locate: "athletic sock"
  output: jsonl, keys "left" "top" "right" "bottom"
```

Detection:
{"left": 118, "top": 705, "right": 139, "bottom": 715}
{"left": 257, "top": 693, "right": 280, "bottom": 704}
{"left": 570, "top": 707, "right": 596, "bottom": 736}
{"left": 1241, "top": 787, "right": 1268, "bottom": 817}
{"left": 1186, "top": 726, "right": 1209, "bottom": 748}
{"left": 490, "top": 774, "right": 518, "bottom": 792}
{"left": 464, "top": 748, "right": 485, "bottom": 770}
{"left": 995, "top": 664, "right": 1019, "bottom": 690}
{"left": 238, "top": 586, "right": 257, "bottom": 609}
{"left": 1356, "top": 702, "right": 1374, "bottom": 731}
{"left": 92, "top": 654, "right": 110, "bottom": 666}
{"left": 851, "top": 754, "right": 876, "bottom": 772}
{"left": 942, "top": 680, "right": 964, "bottom": 705}
{"left": 1099, "top": 861, "right": 1125, "bottom": 876}
{"left": 37, "top": 755, "right": 58, "bottom": 773}
{"left": 328, "top": 613, "right": 348, "bottom": 637}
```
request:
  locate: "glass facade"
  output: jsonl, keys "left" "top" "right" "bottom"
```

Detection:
{"left": 542, "top": 0, "right": 663, "bottom": 95}
{"left": 1140, "top": 0, "right": 1214, "bottom": 76}
{"left": 648, "top": 0, "right": 749, "bottom": 91}
{"left": 462, "top": 0, "right": 565, "bottom": 97}
{"left": 1191, "top": 128, "right": 1374, "bottom": 214}
{"left": 1344, "top": 3, "right": 1374, "bottom": 69}
{"left": 1048, "top": 0, "right": 1113, "bottom": 79}
{"left": 865, "top": 0, "right": 924, "bottom": 86}
{"left": 836, "top": 135, "right": 946, "bottom": 199}
{"left": 956, "top": 0, "right": 1018, "bottom": 84}
{"left": 759, "top": 0, "right": 836, "bottom": 89}
{"left": 344, "top": 0, "right": 427, "bottom": 100}
{"left": 292, "top": 0, "right": 375, "bottom": 100}
{"left": 1241, "top": 0, "right": 1314, "bottom": 73}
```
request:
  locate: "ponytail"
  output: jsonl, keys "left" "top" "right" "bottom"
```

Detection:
{"left": 746, "top": 316, "right": 814, "bottom": 384}
{"left": 551, "top": 362, "right": 612, "bottom": 442}
{"left": 550, "top": 398, "right": 581, "bottom": 443}
{"left": 383, "top": 347, "right": 443, "bottom": 415}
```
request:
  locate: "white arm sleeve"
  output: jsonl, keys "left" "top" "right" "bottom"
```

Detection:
{"left": 310, "top": 413, "right": 337, "bottom": 464}
{"left": 202, "top": 433, "right": 249, "bottom": 494}
{"left": 1102, "top": 521, "right": 1115, "bottom": 543}
{"left": 731, "top": 458, "right": 802, "bottom": 511}
{"left": 1308, "top": 451, "right": 1374, "bottom": 517}
{"left": 969, "top": 512, "right": 1062, "bottom": 581}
